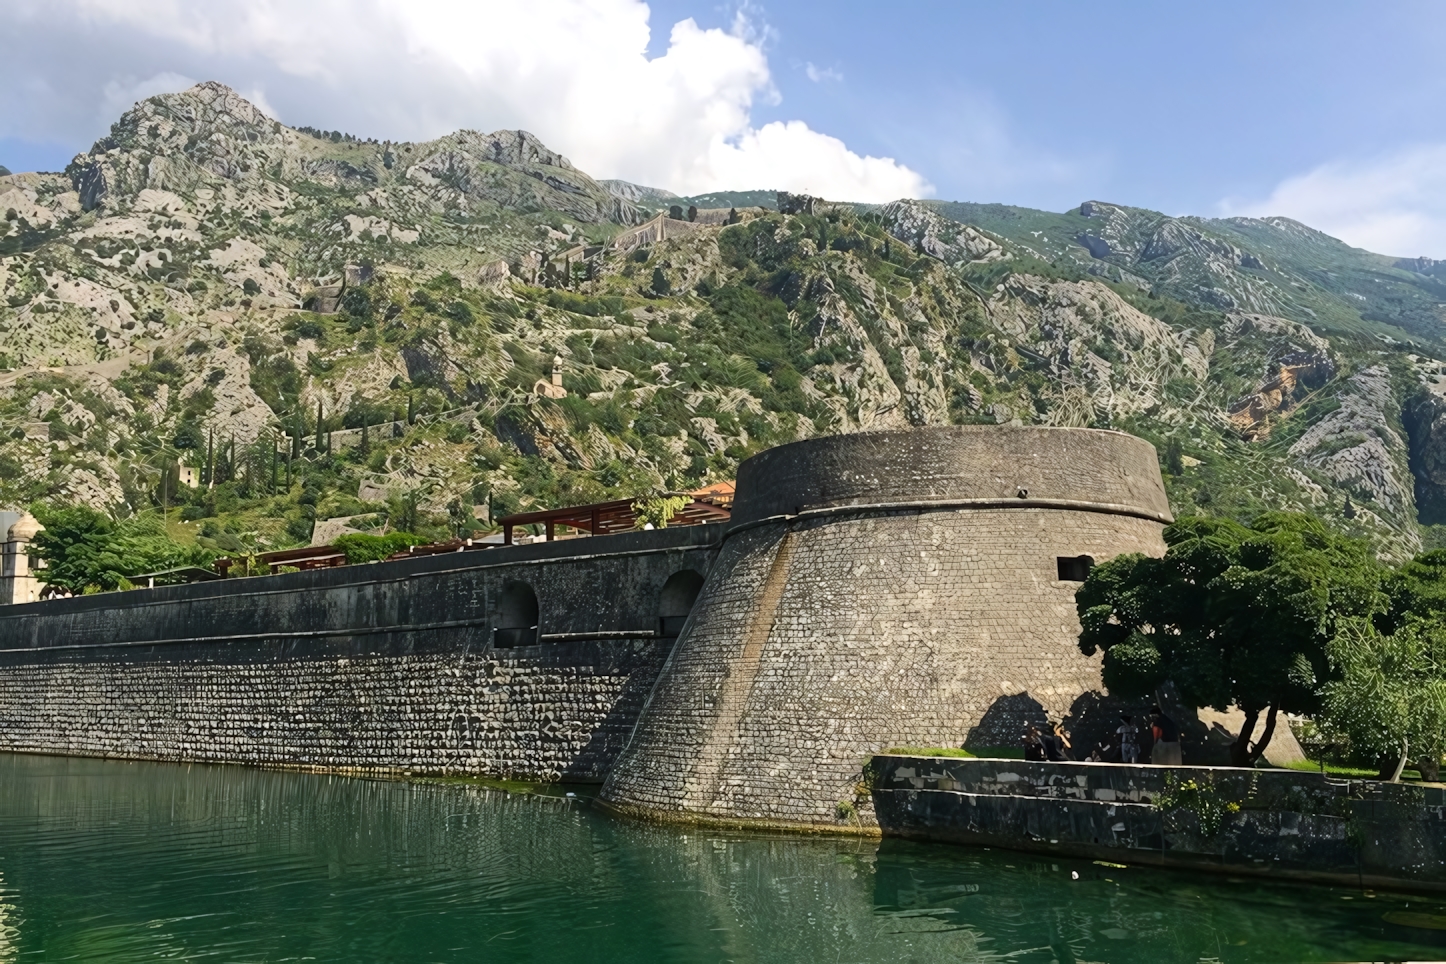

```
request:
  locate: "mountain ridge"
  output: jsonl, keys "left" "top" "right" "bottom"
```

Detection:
{"left": 3, "top": 82, "right": 1445, "bottom": 566}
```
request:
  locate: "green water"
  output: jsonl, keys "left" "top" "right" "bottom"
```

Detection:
{"left": 0, "top": 754, "right": 1443, "bottom": 962}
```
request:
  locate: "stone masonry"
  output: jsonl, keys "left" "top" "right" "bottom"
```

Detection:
{"left": 601, "top": 426, "right": 1171, "bottom": 828}
{"left": 0, "top": 526, "right": 718, "bottom": 781}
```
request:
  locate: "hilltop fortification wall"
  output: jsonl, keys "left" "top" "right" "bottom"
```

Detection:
{"left": 0, "top": 526, "right": 720, "bottom": 781}
{"left": 600, "top": 427, "right": 1171, "bottom": 829}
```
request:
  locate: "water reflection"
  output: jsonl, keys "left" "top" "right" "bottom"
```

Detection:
{"left": 0, "top": 753, "right": 1441, "bottom": 962}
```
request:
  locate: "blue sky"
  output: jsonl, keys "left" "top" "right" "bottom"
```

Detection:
{"left": 3, "top": 0, "right": 1444, "bottom": 255}
{"left": 661, "top": 1, "right": 1446, "bottom": 212}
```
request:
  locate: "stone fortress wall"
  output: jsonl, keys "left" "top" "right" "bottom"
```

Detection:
{"left": 599, "top": 427, "right": 1170, "bottom": 828}
{"left": 0, "top": 425, "right": 1172, "bottom": 829}
{"left": 0, "top": 526, "right": 720, "bottom": 781}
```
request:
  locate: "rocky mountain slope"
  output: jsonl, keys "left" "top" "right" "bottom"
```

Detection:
{"left": 2, "top": 82, "right": 1444, "bottom": 562}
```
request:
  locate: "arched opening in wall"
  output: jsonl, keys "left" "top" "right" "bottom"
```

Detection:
{"left": 657, "top": 569, "right": 705, "bottom": 638}
{"left": 495, "top": 581, "right": 539, "bottom": 647}
{"left": 1057, "top": 555, "right": 1095, "bottom": 582}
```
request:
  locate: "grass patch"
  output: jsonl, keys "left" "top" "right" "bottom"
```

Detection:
{"left": 882, "top": 746, "right": 1028, "bottom": 760}
{"left": 1282, "top": 759, "right": 1422, "bottom": 781}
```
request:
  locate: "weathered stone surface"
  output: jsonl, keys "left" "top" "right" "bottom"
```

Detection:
{"left": 872, "top": 756, "right": 1446, "bottom": 891}
{"left": 601, "top": 427, "right": 1170, "bottom": 828}
{"left": 0, "top": 526, "right": 718, "bottom": 782}
{"left": 0, "top": 426, "right": 1180, "bottom": 828}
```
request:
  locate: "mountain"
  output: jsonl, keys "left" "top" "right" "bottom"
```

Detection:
{"left": 924, "top": 199, "right": 1446, "bottom": 347}
{"left": 2, "top": 82, "right": 1445, "bottom": 562}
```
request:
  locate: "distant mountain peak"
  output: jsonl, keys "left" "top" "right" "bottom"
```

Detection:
{"left": 601, "top": 179, "right": 679, "bottom": 206}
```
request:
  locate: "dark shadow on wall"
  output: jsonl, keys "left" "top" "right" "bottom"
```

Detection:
{"left": 964, "top": 691, "right": 1145, "bottom": 760}
{"left": 1061, "top": 690, "right": 1128, "bottom": 757}
{"left": 964, "top": 686, "right": 1283, "bottom": 765}
{"left": 964, "top": 693, "right": 1048, "bottom": 751}
{"left": 1155, "top": 682, "right": 1240, "bottom": 766}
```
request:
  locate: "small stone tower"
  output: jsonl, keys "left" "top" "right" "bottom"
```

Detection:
{"left": 0, "top": 511, "right": 44, "bottom": 605}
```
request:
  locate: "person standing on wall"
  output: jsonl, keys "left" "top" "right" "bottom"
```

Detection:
{"left": 1042, "top": 721, "right": 1072, "bottom": 762}
{"left": 1149, "top": 705, "right": 1182, "bottom": 765}
{"left": 1117, "top": 714, "right": 1139, "bottom": 765}
{"left": 1022, "top": 724, "right": 1046, "bottom": 761}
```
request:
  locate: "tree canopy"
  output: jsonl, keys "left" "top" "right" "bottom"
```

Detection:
{"left": 32, "top": 506, "right": 215, "bottom": 594}
{"left": 1077, "top": 512, "right": 1384, "bottom": 766}
{"left": 331, "top": 531, "right": 421, "bottom": 565}
{"left": 1321, "top": 617, "right": 1446, "bottom": 781}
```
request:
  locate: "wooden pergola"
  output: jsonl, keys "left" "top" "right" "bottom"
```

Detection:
{"left": 214, "top": 545, "right": 347, "bottom": 576}
{"left": 498, "top": 483, "right": 734, "bottom": 545}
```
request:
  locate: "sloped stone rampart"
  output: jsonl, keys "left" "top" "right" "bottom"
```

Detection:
{"left": 601, "top": 426, "right": 1171, "bottom": 828}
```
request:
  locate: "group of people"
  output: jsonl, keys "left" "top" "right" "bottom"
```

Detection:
{"left": 1021, "top": 705, "right": 1180, "bottom": 765}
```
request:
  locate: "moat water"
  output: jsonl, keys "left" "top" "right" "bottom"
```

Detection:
{"left": 0, "top": 754, "right": 1444, "bottom": 962}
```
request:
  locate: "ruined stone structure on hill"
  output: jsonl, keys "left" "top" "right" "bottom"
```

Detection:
{"left": 0, "top": 426, "right": 1174, "bottom": 829}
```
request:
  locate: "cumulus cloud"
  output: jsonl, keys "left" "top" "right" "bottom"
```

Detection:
{"left": 1220, "top": 145, "right": 1446, "bottom": 258}
{"left": 0, "top": 0, "right": 929, "bottom": 201}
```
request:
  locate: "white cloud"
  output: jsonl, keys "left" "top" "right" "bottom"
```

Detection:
{"left": 1220, "top": 145, "right": 1446, "bottom": 258}
{"left": 804, "top": 63, "right": 843, "bottom": 83}
{"left": 0, "top": 0, "right": 929, "bottom": 202}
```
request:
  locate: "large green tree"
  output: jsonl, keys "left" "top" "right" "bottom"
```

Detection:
{"left": 32, "top": 506, "right": 214, "bottom": 594}
{"left": 1321, "top": 617, "right": 1446, "bottom": 781}
{"left": 1076, "top": 513, "right": 1384, "bottom": 767}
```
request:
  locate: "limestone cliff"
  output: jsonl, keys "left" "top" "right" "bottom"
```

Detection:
{"left": 0, "top": 82, "right": 1442, "bottom": 559}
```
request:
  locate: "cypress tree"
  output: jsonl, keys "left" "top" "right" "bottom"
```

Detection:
{"left": 1165, "top": 437, "right": 1185, "bottom": 477}
{"left": 315, "top": 401, "right": 324, "bottom": 451}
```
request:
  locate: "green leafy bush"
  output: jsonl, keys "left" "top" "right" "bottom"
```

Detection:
{"left": 330, "top": 531, "right": 422, "bottom": 564}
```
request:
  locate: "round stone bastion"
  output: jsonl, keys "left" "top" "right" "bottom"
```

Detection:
{"left": 599, "top": 425, "right": 1172, "bottom": 831}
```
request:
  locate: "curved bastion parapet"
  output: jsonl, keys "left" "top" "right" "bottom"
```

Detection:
{"left": 600, "top": 425, "right": 1172, "bottom": 830}
{"left": 727, "top": 425, "right": 1173, "bottom": 526}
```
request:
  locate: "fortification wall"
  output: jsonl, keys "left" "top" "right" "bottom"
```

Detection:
{"left": 0, "top": 526, "right": 720, "bottom": 781}
{"left": 601, "top": 426, "right": 1171, "bottom": 828}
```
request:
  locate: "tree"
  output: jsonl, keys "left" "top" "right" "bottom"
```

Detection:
{"left": 331, "top": 532, "right": 421, "bottom": 564}
{"left": 1382, "top": 549, "right": 1446, "bottom": 631}
{"left": 1077, "top": 513, "right": 1384, "bottom": 767}
{"left": 1320, "top": 618, "right": 1446, "bottom": 781}
{"left": 632, "top": 494, "right": 689, "bottom": 529}
{"left": 31, "top": 506, "right": 214, "bottom": 593}
{"left": 340, "top": 285, "right": 371, "bottom": 320}
{"left": 1165, "top": 437, "right": 1184, "bottom": 476}
{"left": 650, "top": 267, "right": 671, "bottom": 296}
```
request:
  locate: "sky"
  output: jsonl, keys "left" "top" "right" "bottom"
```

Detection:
{"left": 2, "top": 0, "right": 1444, "bottom": 257}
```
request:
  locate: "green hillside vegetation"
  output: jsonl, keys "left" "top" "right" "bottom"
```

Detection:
{"left": 4, "top": 82, "right": 1446, "bottom": 585}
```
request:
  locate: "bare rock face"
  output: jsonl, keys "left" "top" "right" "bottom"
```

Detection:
{"left": 1290, "top": 365, "right": 1419, "bottom": 552}
{"left": 1405, "top": 385, "right": 1446, "bottom": 525}
{"left": 2, "top": 79, "right": 1443, "bottom": 559}
{"left": 881, "top": 199, "right": 1004, "bottom": 265}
